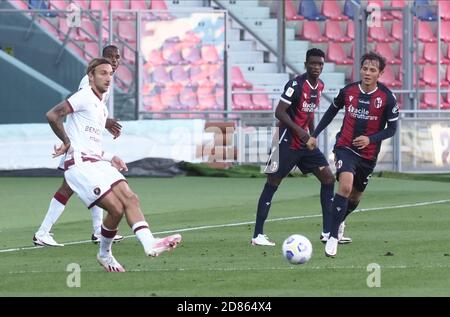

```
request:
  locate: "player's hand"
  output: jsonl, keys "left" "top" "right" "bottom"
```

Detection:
{"left": 52, "top": 143, "right": 71, "bottom": 158}
{"left": 306, "top": 137, "right": 317, "bottom": 150}
{"left": 352, "top": 135, "right": 370, "bottom": 149}
{"left": 106, "top": 118, "right": 122, "bottom": 139}
{"left": 111, "top": 156, "right": 128, "bottom": 172}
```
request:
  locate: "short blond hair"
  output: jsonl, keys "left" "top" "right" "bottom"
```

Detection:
{"left": 86, "top": 58, "right": 112, "bottom": 75}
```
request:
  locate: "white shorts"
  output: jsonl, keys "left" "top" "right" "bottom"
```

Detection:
{"left": 64, "top": 160, "right": 126, "bottom": 208}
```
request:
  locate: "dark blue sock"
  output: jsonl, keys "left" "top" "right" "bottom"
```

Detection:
{"left": 320, "top": 183, "right": 334, "bottom": 233}
{"left": 253, "top": 183, "right": 278, "bottom": 238}
{"left": 343, "top": 200, "right": 359, "bottom": 222}
{"left": 330, "top": 194, "right": 349, "bottom": 239}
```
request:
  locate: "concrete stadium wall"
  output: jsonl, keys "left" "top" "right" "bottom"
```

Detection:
{"left": 0, "top": 50, "right": 70, "bottom": 123}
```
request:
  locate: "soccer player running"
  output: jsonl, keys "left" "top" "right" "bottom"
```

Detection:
{"left": 45, "top": 58, "right": 181, "bottom": 272}
{"left": 33, "top": 45, "right": 123, "bottom": 247}
{"left": 307, "top": 52, "right": 399, "bottom": 257}
{"left": 251, "top": 48, "right": 336, "bottom": 246}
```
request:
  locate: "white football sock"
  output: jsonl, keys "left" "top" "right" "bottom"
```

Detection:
{"left": 132, "top": 221, "right": 155, "bottom": 254}
{"left": 90, "top": 205, "right": 103, "bottom": 235}
{"left": 36, "top": 196, "right": 67, "bottom": 236}
{"left": 99, "top": 225, "right": 116, "bottom": 257}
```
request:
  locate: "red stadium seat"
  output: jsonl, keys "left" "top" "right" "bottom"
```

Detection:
{"left": 150, "top": 0, "right": 168, "bottom": 10}
{"left": 84, "top": 42, "right": 101, "bottom": 60}
{"left": 161, "top": 82, "right": 182, "bottom": 110}
{"left": 322, "top": 0, "right": 348, "bottom": 21}
{"left": 438, "top": 0, "right": 450, "bottom": 21}
{"left": 284, "top": 0, "right": 304, "bottom": 21}
{"left": 423, "top": 43, "right": 450, "bottom": 64}
{"left": 208, "top": 63, "right": 224, "bottom": 87}
{"left": 376, "top": 43, "right": 401, "bottom": 65}
{"left": 447, "top": 64, "right": 450, "bottom": 82}
{"left": 179, "top": 86, "right": 198, "bottom": 108}
{"left": 231, "top": 66, "right": 252, "bottom": 89}
{"left": 72, "top": 0, "right": 90, "bottom": 10}
{"left": 201, "top": 45, "right": 220, "bottom": 64}
{"left": 77, "top": 19, "right": 99, "bottom": 42}
{"left": 190, "top": 64, "right": 209, "bottom": 83}
{"left": 368, "top": 25, "right": 395, "bottom": 42}
{"left": 152, "top": 66, "right": 171, "bottom": 85}
{"left": 300, "top": 21, "right": 328, "bottom": 42}
{"left": 181, "top": 45, "right": 202, "bottom": 65}
{"left": 252, "top": 90, "right": 272, "bottom": 110}
{"left": 391, "top": 20, "right": 402, "bottom": 41}
{"left": 90, "top": 0, "right": 109, "bottom": 20}
{"left": 171, "top": 65, "right": 190, "bottom": 84}
{"left": 391, "top": 0, "right": 406, "bottom": 19}
{"left": 110, "top": 0, "right": 131, "bottom": 20}
{"left": 118, "top": 21, "right": 136, "bottom": 42}
{"left": 379, "top": 66, "right": 402, "bottom": 88}
{"left": 442, "top": 92, "right": 450, "bottom": 110}
{"left": 325, "top": 20, "right": 352, "bottom": 42}
{"left": 145, "top": 49, "right": 166, "bottom": 66}
{"left": 215, "top": 88, "right": 224, "bottom": 109}
{"left": 197, "top": 81, "right": 217, "bottom": 110}
{"left": 441, "top": 21, "right": 450, "bottom": 43}
{"left": 418, "top": 21, "right": 437, "bottom": 43}
{"left": 421, "top": 92, "right": 443, "bottom": 109}
{"left": 232, "top": 89, "right": 255, "bottom": 110}
{"left": 422, "top": 64, "right": 449, "bottom": 87}
{"left": 162, "top": 41, "right": 183, "bottom": 65}
{"left": 144, "top": 93, "right": 165, "bottom": 111}
{"left": 327, "top": 43, "right": 353, "bottom": 65}
{"left": 130, "top": 0, "right": 148, "bottom": 10}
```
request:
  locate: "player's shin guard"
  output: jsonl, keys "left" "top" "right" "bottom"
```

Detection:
{"left": 320, "top": 183, "right": 334, "bottom": 234}
{"left": 253, "top": 183, "right": 278, "bottom": 238}
{"left": 330, "top": 194, "right": 348, "bottom": 239}
{"left": 342, "top": 200, "right": 359, "bottom": 222}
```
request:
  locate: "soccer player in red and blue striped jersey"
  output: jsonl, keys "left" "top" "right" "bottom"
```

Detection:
{"left": 309, "top": 52, "right": 399, "bottom": 257}
{"left": 251, "top": 48, "right": 336, "bottom": 246}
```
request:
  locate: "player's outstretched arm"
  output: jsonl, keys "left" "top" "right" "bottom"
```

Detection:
{"left": 105, "top": 118, "right": 122, "bottom": 139}
{"left": 311, "top": 104, "right": 340, "bottom": 138}
{"left": 46, "top": 101, "right": 72, "bottom": 157}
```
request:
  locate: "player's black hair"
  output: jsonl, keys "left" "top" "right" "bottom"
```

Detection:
{"left": 86, "top": 57, "right": 113, "bottom": 75}
{"left": 361, "top": 51, "right": 386, "bottom": 72}
{"left": 102, "top": 45, "right": 119, "bottom": 57}
{"left": 306, "top": 48, "right": 325, "bottom": 62}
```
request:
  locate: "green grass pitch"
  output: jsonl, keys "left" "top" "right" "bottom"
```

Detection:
{"left": 0, "top": 175, "right": 450, "bottom": 296}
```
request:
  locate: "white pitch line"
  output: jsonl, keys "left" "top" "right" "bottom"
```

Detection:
{"left": 1, "top": 198, "right": 450, "bottom": 254}
{"left": 7, "top": 263, "right": 450, "bottom": 274}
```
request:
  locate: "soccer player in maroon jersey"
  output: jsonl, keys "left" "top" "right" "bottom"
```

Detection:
{"left": 251, "top": 48, "right": 336, "bottom": 246}
{"left": 308, "top": 52, "right": 399, "bottom": 257}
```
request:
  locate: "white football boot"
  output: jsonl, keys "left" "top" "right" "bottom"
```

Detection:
{"left": 33, "top": 232, "right": 64, "bottom": 247}
{"left": 325, "top": 236, "right": 338, "bottom": 258}
{"left": 146, "top": 234, "right": 182, "bottom": 257}
{"left": 338, "top": 221, "right": 352, "bottom": 244}
{"left": 251, "top": 234, "right": 276, "bottom": 246}
{"left": 97, "top": 253, "right": 125, "bottom": 272}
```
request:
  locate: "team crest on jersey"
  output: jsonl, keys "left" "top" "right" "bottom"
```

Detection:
{"left": 375, "top": 97, "right": 383, "bottom": 108}
{"left": 93, "top": 187, "right": 101, "bottom": 196}
{"left": 286, "top": 87, "right": 295, "bottom": 97}
{"left": 292, "top": 81, "right": 297, "bottom": 87}
{"left": 335, "top": 159, "right": 343, "bottom": 169}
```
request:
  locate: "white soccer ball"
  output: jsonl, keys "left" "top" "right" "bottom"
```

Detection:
{"left": 282, "top": 234, "right": 313, "bottom": 264}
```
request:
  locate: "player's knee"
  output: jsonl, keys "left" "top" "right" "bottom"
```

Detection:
{"left": 57, "top": 184, "right": 73, "bottom": 198}
{"left": 125, "top": 192, "right": 140, "bottom": 209}
{"left": 339, "top": 183, "right": 353, "bottom": 197}
{"left": 267, "top": 175, "right": 282, "bottom": 187}
{"left": 323, "top": 174, "right": 336, "bottom": 185}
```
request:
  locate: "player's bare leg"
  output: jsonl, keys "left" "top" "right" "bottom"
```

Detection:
{"left": 111, "top": 182, "right": 181, "bottom": 257}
